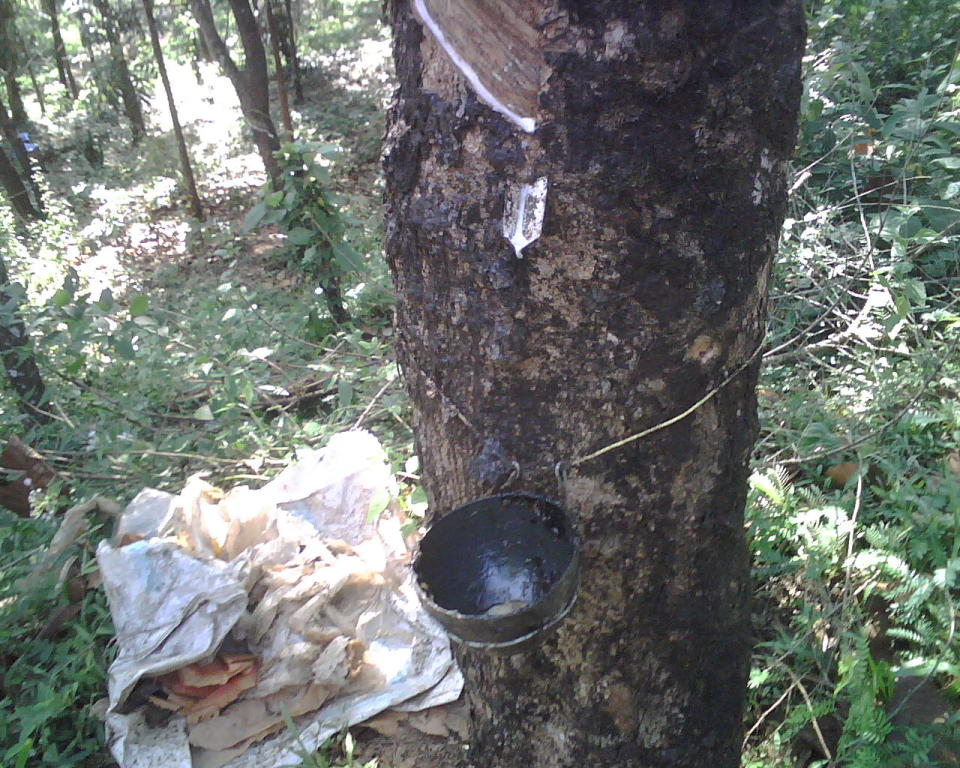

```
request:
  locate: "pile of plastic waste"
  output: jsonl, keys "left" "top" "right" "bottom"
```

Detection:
{"left": 98, "top": 431, "right": 461, "bottom": 768}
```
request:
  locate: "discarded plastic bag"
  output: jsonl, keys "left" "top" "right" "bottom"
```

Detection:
{"left": 98, "top": 430, "right": 462, "bottom": 768}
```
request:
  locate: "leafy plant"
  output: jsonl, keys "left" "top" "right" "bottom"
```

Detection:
{"left": 746, "top": 3, "right": 960, "bottom": 765}
{"left": 243, "top": 141, "right": 364, "bottom": 324}
{"left": 0, "top": 512, "right": 115, "bottom": 767}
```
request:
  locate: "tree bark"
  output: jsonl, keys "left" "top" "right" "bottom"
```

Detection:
{"left": 43, "top": 0, "right": 78, "bottom": 99}
{"left": 383, "top": 2, "right": 805, "bottom": 767}
{"left": 280, "top": 0, "right": 303, "bottom": 104}
{"left": 25, "top": 50, "right": 46, "bottom": 117}
{"left": 0, "top": 143, "right": 42, "bottom": 221}
{"left": 142, "top": 0, "right": 204, "bottom": 220}
{"left": 77, "top": 7, "right": 98, "bottom": 65}
{"left": 0, "top": 0, "right": 28, "bottom": 124}
{"left": 190, "top": 0, "right": 281, "bottom": 183}
{"left": 0, "top": 254, "right": 49, "bottom": 426}
{"left": 0, "top": 94, "right": 37, "bottom": 191}
{"left": 3, "top": 72, "right": 27, "bottom": 125}
{"left": 265, "top": 0, "right": 294, "bottom": 139}
{"left": 0, "top": 89, "right": 43, "bottom": 219}
{"left": 91, "top": 0, "right": 146, "bottom": 142}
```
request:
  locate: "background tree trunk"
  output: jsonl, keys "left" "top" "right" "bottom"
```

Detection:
{"left": 0, "top": 145, "right": 42, "bottom": 221}
{"left": 43, "top": 0, "right": 78, "bottom": 99}
{"left": 280, "top": 0, "right": 303, "bottom": 104}
{"left": 142, "top": 0, "right": 204, "bottom": 220}
{"left": 92, "top": 0, "right": 146, "bottom": 142}
{"left": 0, "top": 254, "right": 49, "bottom": 426}
{"left": 25, "top": 51, "right": 46, "bottom": 117}
{"left": 384, "top": 2, "right": 805, "bottom": 767}
{"left": 3, "top": 72, "right": 27, "bottom": 126}
{"left": 0, "top": 95, "right": 43, "bottom": 215}
{"left": 0, "top": 0, "right": 28, "bottom": 124}
{"left": 191, "top": 0, "right": 281, "bottom": 183}
{"left": 77, "top": 8, "right": 98, "bottom": 66}
{"left": 0, "top": 90, "right": 43, "bottom": 219}
{"left": 265, "top": 0, "right": 294, "bottom": 139}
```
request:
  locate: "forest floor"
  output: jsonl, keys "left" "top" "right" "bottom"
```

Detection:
{"left": 13, "top": 17, "right": 470, "bottom": 768}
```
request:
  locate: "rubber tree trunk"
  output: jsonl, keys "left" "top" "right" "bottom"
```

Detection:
{"left": 43, "top": 0, "right": 78, "bottom": 99}
{"left": 265, "top": 0, "right": 294, "bottom": 139}
{"left": 0, "top": 0, "right": 27, "bottom": 126}
{"left": 0, "top": 254, "right": 49, "bottom": 426}
{"left": 0, "top": 95, "right": 41, "bottom": 214}
{"left": 92, "top": 0, "right": 146, "bottom": 142}
{"left": 25, "top": 51, "right": 46, "bottom": 117}
{"left": 3, "top": 72, "right": 27, "bottom": 125}
{"left": 0, "top": 0, "right": 29, "bottom": 124}
{"left": 0, "top": 145, "right": 42, "bottom": 221}
{"left": 383, "top": 2, "right": 805, "bottom": 767}
{"left": 280, "top": 0, "right": 303, "bottom": 104}
{"left": 191, "top": 0, "right": 281, "bottom": 184}
{"left": 77, "top": 8, "right": 98, "bottom": 66}
{"left": 142, "top": 0, "right": 204, "bottom": 220}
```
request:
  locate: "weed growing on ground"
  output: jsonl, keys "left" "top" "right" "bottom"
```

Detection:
{"left": 744, "top": 0, "right": 960, "bottom": 765}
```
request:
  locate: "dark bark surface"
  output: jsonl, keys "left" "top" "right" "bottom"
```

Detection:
{"left": 384, "top": 2, "right": 805, "bottom": 767}
{"left": 143, "top": 0, "right": 203, "bottom": 219}
{"left": 0, "top": 1, "right": 29, "bottom": 125}
{"left": 3, "top": 71, "right": 28, "bottom": 126}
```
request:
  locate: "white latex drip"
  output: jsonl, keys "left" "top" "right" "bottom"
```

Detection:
{"left": 503, "top": 177, "right": 548, "bottom": 258}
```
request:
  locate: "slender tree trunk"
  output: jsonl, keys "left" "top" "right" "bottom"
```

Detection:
{"left": 384, "top": 2, "right": 805, "bottom": 767}
{"left": 0, "top": 96, "right": 42, "bottom": 216}
{"left": 280, "top": 0, "right": 303, "bottom": 104}
{"left": 142, "top": 0, "right": 204, "bottom": 220}
{"left": 265, "top": 0, "right": 293, "bottom": 139}
{"left": 4, "top": 73, "right": 27, "bottom": 125}
{"left": 0, "top": 254, "right": 49, "bottom": 426}
{"left": 44, "top": 0, "right": 78, "bottom": 99}
{"left": 25, "top": 54, "right": 45, "bottom": 117}
{"left": 191, "top": 0, "right": 281, "bottom": 183}
{"left": 0, "top": 146, "right": 42, "bottom": 221}
{"left": 225, "top": 0, "right": 280, "bottom": 180}
{"left": 195, "top": 31, "right": 212, "bottom": 62}
{"left": 0, "top": 0, "right": 28, "bottom": 123}
{"left": 0, "top": 97, "right": 30, "bottom": 173}
{"left": 77, "top": 8, "right": 99, "bottom": 67}
{"left": 322, "top": 273, "right": 349, "bottom": 325}
{"left": 92, "top": 0, "right": 146, "bottom": 142}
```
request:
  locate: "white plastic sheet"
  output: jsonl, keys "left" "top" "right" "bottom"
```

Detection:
{"left": 98, "top": 430, "right": 461, "bottom": 768}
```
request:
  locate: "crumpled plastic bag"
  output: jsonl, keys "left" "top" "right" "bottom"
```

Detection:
{"left": 98, "top": 430, "right": 462, "bottom": 768}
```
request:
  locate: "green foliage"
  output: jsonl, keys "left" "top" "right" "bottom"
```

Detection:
{"left": 244, "top": 141, "right": 364, "bottom": 323}
{"left": 297, "top": 0, "right": 385, "bottom": 61}
{"left": 746, "top": 1, "right": 960, "bottom": 765}
{"left": 0, "top": 512, "right": 114, "bottom": 767}
{"left": 285, "top": 729, "right": 377, "bottom": 768}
